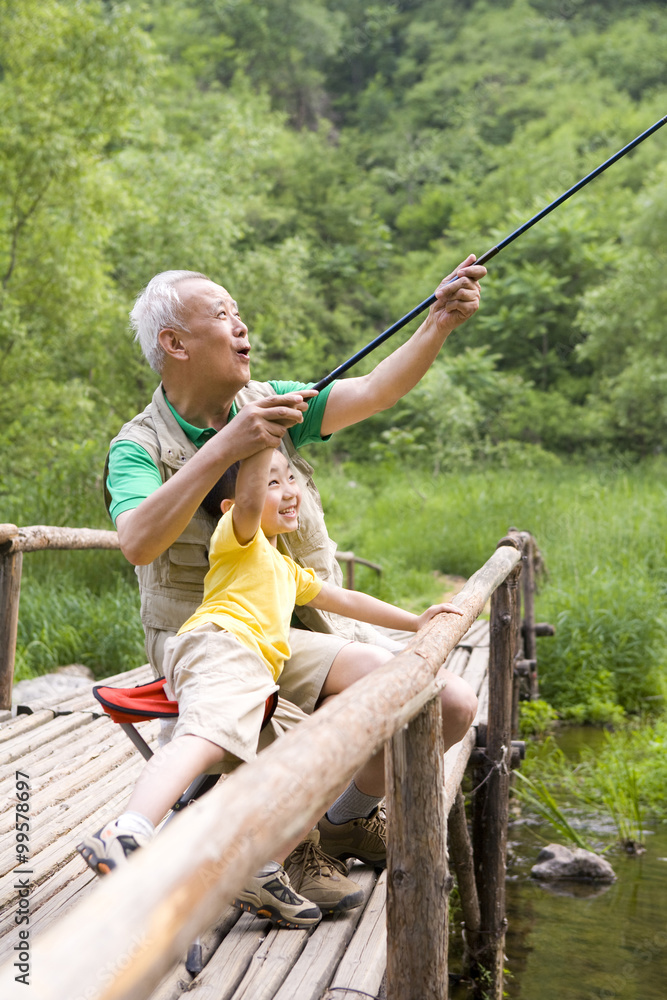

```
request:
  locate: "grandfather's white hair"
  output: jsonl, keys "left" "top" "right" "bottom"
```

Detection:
{"left": 129, "top": 270, "right": 210, "bottom": 373}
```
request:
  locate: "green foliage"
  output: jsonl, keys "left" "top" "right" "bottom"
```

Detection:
{"left": 520, "top": 722, "right": 667, "bottom": 845}
{"left": 514, "top": 769, "right": 596, "bottom": 851}
{"left": 3, "top": 0, "right": 667, "bottom": 527}
{"left": 0, "top": 0, "right": 152, "bottom": 527}
{"left": 575, "top": 160, "right": 667, "bottom": 453}
{"left": 519, "top": 699, "right": 558, "bottom": 739}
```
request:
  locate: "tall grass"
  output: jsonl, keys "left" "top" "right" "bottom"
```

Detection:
{"left": 14, "top": 550, "right": 144, "bottom": 681}
{"left": 521, "top": 723, "right": 667, "bottom": 842}
{"left": 313, "top": 452, "right": 667, "bottom": 723}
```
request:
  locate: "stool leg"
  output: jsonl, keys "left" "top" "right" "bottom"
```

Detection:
{"left": 120, "top": 723, "right": 154, "bottom": 761}
{"left": 186, "top": 939, "right": 204, "bottom": 975}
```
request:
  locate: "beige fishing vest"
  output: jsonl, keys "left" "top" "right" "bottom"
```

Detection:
{"left": 106, "top": 382, "right": 376, "bottom": 676}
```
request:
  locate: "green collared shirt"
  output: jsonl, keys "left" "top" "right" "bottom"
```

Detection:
{"left": 106, "top": 380, "right": 335, "bottom": 524}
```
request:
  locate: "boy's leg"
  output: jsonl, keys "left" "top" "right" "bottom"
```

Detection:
{"left": 126, "top": 734, "right": 225, "bottom": 825}
{"left": 77, "top": 734, "right": 225, "bottom": 875}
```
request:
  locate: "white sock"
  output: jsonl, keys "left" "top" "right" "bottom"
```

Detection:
{"left": 115, "top": 811, "right": 155, "bottom": 840}
{"left": 326, "top": 781, "right": 382, "bottom": 825}
{"left": 256, "top": 861, "right": 282, "bottom": 876}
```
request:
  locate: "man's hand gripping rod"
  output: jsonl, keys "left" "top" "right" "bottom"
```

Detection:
{"left": 311, "top": 115, "right": 667, "bottom": 392}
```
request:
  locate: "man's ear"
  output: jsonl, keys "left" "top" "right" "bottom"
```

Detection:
{"left": 158, "top": 327, "right": 189, "bottom": 361}
{"left": 221, "top": 498, "right": 234, "bottom": 515}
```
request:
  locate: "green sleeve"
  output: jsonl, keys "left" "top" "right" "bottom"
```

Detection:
{"left": 106, "top": 440, "right": 163, "bottom": 525}
{"left": 267, "top": 380, "right": 337, "bottom": 448}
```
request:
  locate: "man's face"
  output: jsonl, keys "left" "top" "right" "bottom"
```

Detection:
{"left": 261, "top": 452, "right": 301, "bottom": 540}
{"left": 176, "top": 279, "right": 251, "bottom": 386}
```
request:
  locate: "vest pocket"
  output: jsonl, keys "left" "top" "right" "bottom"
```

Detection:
{"left": 167, "top": 542, "right": 210, "bottom": 587}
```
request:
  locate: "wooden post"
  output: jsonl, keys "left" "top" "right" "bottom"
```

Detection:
{"left": 336, "top": 551, "right": 383, "bottom": 591}
{"left": 0, "top": 525, "right": 22, "bottom": 710}
{"left": 520, "top": 532, "right": 539, "bottom": 700}
{"left": 448, "top": 787, "right": 481, "bottom": 969}
{"left": 386, "top": 697, "right": 450, "bottom": 1000}
{"left": 469, "top": 535, "right": 522, "bottom": 1000}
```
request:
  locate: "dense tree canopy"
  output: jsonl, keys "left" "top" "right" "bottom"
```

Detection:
{"left": 2, "top": 0, "right": 667, "bottom": 526}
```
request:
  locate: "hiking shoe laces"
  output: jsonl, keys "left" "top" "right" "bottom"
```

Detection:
{"left": 317, "top": 804, "right": 387, "bottom": 869}
{"left": 233, "top": 863, "right": 322, "bottom": 929}
{"left": 285, "top": 830, "right": 364, "bottom": 913}
{"left": 76, "top": 822, "right": 149, "bottom": 876}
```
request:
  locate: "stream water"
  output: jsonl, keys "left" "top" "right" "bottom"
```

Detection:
{"left": 453, "top": 727, "right": 667, "bottom": 999}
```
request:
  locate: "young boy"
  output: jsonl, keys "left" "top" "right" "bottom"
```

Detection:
{"left": 78, "top": 433, "right": 463, "bottom": 929}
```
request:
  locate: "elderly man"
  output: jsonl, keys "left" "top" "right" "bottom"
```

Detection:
{"left": 100, "top": 256, "right": 485, "bottom": 920}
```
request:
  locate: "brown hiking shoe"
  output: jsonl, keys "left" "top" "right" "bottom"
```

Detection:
{"left": 285, "top": 830, "right": 364, "bottom": 914}
{"left": 317, "top": 805, "right": 387, "bottom": 869}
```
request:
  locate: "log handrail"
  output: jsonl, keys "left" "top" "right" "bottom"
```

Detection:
{"left": 0, "top": 523, "right": 121, "bottom": 553}
{"left": 0, "top": 525, "right": 380, "bottom": 709}
{"left": 0, "top": 525, "right": 383, "bottom": 568}
{"left": 0, "top": 539, "right": 523, "bottom": 1000}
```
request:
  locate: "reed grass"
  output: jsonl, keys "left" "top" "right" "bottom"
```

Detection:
{"left": 520, "top": 723, "right": 667, "bottom": 843}
{"left": 513, "top": 770, "right": 596, "bottom": 852}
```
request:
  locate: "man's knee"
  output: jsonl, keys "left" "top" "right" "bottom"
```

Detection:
{"left": 440, "top": 676, "right": 478, "bottom": 733}
{"left": 320, "top": 641, "right": 394, "bottom": 699}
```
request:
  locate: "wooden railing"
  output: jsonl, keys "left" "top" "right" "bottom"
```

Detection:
{"left": 0, "top": 524, "right": 381, "bottom": 710}
{"left": 0, "top": 529, "right": 538, "bottom": 1000}
{"left": 0, "top": 524, "right": 121, "bottom": 709}
{"left": 334, "top": 550, "right": 382, "bottom": 590}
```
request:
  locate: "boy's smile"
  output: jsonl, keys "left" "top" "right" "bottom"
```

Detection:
{"left": 261, "top": 452, "right": 301, "bottom": 543}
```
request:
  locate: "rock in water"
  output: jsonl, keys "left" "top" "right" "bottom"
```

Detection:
{"left": 531, "top": 843, "right": 616, "bottom": 882}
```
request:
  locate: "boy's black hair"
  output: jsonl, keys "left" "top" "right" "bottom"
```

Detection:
{"left": 200, "top": 462, "right": 240, "bottom": 519}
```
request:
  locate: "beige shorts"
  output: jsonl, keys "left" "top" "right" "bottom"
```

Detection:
{"left": 162, "top": 623, "right": 351, "bottom": 771}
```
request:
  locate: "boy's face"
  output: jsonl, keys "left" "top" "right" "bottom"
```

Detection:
{"left": 261, "top": 452, "right": 301, "bottom": 538}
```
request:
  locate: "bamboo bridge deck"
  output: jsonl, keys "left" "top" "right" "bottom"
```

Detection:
{"left": 0, "top": 619, "right": 491, "bottom": 1000}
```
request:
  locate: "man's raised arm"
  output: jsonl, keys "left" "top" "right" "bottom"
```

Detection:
{"left": 320, "top": 255, "right": 486, "bottom": 436}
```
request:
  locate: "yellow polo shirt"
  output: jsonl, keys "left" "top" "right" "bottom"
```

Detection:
{"left": 178, "top": 509, "right": 323, "bottom": 681}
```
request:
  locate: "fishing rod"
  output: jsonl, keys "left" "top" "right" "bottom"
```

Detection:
{"left": 310, "top": 114, "right": 667, "bottom": 392}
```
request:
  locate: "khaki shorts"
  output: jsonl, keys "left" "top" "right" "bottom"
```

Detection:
{"left": 162, "top": 623, "right": 351, "bottom": 771}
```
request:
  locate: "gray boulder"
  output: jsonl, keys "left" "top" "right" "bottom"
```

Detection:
{"left": 530, "top": 843, "right": 616, "bottom": 882}
{"left": 12, "top": 664, "right": 95, "bottom": 714}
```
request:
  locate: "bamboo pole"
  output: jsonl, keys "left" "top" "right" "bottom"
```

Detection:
{"left": 0, "top": 541, "right": 522, "bottom": 1000}
{"left": 470, "top": 534, "right": 523, "bottom": 1000}
{"left": 386, "top": 697, "right": 449, "bottom": 1000}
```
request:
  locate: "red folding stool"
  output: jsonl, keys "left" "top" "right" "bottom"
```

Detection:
{"left": 93, "top": 677, "right": 279, "bottom": 809}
